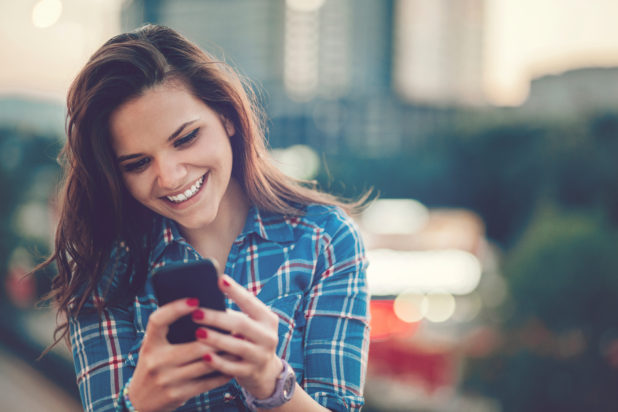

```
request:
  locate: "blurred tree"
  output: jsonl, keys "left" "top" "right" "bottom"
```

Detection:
{"left": 463, "top": 207, "right": 618, "bottom": 412}
{"left": 552, "top": 113, "right": 618, "bottom": 222}
{"left": 0, "top": 127, "right": 61, "bottom": 306}
{"left": 448, "top": 125, "right": 549, "bottom": 247}
{"left": 317, "top": 123, "right": 549, "bottom": 247}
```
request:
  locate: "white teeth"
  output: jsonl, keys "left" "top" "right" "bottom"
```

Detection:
{"left": 166, "top": 175, "right": 205, "bottom": 203}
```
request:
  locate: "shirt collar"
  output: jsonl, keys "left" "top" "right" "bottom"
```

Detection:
{"left": 148, "top": 206, "right": 295, "bottom": 265}
{"left": 237, "top": 206, "right": 295, "bottom": 244}
{"left": 148, "top": 214, "right": 186, "bottom": 267}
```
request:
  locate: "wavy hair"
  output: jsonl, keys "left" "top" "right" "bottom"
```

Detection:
{"left": 38, "top": 24, "right": 367, "bottom": 350}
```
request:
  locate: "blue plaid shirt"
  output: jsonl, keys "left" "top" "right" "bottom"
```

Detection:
{"left": 69, "top": 204, "right": 370, "bottom": 411}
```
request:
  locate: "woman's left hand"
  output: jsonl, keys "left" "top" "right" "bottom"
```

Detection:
{"left": 191, "top": 274, "right": 284, "bottom": 399}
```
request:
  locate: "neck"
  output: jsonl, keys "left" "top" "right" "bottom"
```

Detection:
{"left": 179, "top": 178, "right": 251, "bottom": 266}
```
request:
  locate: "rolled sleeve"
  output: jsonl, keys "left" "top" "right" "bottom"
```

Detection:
{"left": 302, "top": 210, "right": 370, "bottom": 411}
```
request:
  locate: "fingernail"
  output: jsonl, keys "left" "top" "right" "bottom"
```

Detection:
{"left": 222, "top": 277, "right": 231, "bottom": 288}
{"left": 196, "top": 329, "right": 208, "bottom": 339}
{"left": 187, "top": 298, "right": 199, "bottom": 307}
{"left": 232, "top": 333, "right": 245, "bottom": 340}
{"left": 203, "top": 353, "right": 212, "bottom": 362}
{"left": 192, "top": 310, "right": 204, "bottom": 320}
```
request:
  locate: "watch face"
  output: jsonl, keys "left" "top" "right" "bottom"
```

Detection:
{"left": 283, "top": 375, "right": 295, "bottom": 398}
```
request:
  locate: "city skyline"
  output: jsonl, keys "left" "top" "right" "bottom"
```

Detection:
{"left": 1, "top": 0, "right": 618, "bottom": 106}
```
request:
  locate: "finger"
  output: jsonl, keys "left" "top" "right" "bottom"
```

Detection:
{"left": 145, "top": 298, "right": 201, "bottom": 342}
{"left": 195, "top": 327, "right": 258, "bottom": 360}
{"left": 165, "top": 340, "right": 218, "bottom": 366}
{"left": 202, "top": 350, "right": 259, "bottom": 378}
{"left": 165, "top": 356, "right": 223, "bottom": 382}
{"left": 192, "top": 309, "right": 278, "bottom": 348}
{"left": 219, "top": 275, "right": 275, "bottom": 323}
{"left": 174, "top": 350, "right": 241, "bottom": 381}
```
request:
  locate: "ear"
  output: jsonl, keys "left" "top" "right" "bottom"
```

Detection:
{"left": 221, "top": 116, "right": 235, "bottom": 137}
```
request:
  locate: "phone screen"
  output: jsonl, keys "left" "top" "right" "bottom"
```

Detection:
{"left": 152, "top": 259, "right": 227, "bottom": 344}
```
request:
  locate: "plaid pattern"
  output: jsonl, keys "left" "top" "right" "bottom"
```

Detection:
{"left": 69, "top": 204, "right": 370, "bottom": 411}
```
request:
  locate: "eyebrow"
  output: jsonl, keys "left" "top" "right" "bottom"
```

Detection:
{"left": 117, "top": 119, "right": 199, "bottom": 162}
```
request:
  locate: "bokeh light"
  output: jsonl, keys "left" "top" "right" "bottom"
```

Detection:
{"left": 361, "top": 198, "right": 429, "bottom": 235}
{"left": 285, "top": 0, "right": 326, "bottom": 12}
{"left": 32, "top": 0, "right": 63, "bottom": 29}
{"left": 271, "top": 144, "right": 320, "bottom": 180}
{"left": 393, "top": 290, "right": 424, "bottom": 323}
{"left": 366, "top": 249, "right": 482, "bottom": 296}
{"left": 422, "top": 292, "right": 456, "bottom": 323}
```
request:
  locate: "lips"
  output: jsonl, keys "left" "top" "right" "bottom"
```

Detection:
{"left": 165, "top": 174, "right": 206, "bottom": 203}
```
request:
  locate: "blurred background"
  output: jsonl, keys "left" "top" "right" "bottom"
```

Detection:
{"left": 2, "top": 0, "right": 618, "bottom": 411}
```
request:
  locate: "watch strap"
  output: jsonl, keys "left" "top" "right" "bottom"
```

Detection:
{"left": 241, "top": 359, "right": 296, "bottom": 411}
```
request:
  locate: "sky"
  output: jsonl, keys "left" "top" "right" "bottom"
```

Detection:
{"left": 1, "top": 0, "right": 618, "bottom": 106}
{"left": 485, "top": 0, "right": 618, "bottom": 105}
{"left": 0, "top": 0, "right": 123, "bottom": 101}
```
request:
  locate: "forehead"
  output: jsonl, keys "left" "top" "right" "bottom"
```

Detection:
{"left": 109, "top": 80, "right": 208, "bottom": 152}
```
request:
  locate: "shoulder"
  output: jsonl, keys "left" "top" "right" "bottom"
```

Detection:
{"left": 300, "top": 204, "right": 360, "bottom": 236}
{"left": 293, "top": 204, "right": 365, "bottom": 254}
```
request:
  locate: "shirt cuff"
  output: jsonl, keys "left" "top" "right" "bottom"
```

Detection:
{"left": 115, "top": 379, "right": 132, "bottom": 412}
{"left": 312, "top": 392, "right": 364, "bottom": 412}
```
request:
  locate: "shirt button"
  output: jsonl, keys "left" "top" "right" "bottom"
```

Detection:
{"left": 223, "top": 392, "right": 235, "bottom": 403}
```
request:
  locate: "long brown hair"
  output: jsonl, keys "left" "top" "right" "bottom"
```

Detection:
{"left": 39, "top": 24, "right": 367, "bottom": 349}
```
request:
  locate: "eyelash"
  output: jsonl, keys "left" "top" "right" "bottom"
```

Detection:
{"left": 123, "top": 157, "right": 151, "bottom": 173}
{"left": 173, "top": 128, "right": 199, "bottom": 148}
{"left": 122, "top": 128, "right": 200, "bottom": 173}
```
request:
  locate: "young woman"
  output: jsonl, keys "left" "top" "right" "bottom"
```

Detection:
{"left": 43, "top": 25, "right": 369, "bottom": 411}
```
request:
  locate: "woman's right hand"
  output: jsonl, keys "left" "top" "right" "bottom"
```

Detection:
{"left": 128, "top": 298, "right": 232, "bottom": 412}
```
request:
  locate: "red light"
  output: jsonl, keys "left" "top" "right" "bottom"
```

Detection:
{"left": 370, "top": 299, "right": 420, "bottom": 340}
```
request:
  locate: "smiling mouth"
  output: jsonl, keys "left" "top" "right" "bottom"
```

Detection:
{"left": 165, "top": 174, "right": 206, "bottom": 203}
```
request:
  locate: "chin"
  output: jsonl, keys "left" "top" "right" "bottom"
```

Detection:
{"left": 176, "top": 212, "right": 217, "bottom": 231}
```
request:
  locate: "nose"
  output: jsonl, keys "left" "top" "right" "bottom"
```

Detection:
{"left": 155, "top": 156, "right": 187, "bottom": 191}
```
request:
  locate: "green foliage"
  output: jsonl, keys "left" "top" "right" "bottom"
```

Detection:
{"left": 505, "top": 206, "right": 618, "bottom": 332}
{"left": 463, "top": 206, "right": 618, "bottom": 411}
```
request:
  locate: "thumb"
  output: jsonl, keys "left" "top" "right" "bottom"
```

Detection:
{"left": 144, "top": 297, "right": 200, "bottom": 343}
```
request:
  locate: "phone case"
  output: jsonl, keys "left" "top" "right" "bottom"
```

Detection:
{"left": 152, "top": 259, "right": 227, "bottom": 344}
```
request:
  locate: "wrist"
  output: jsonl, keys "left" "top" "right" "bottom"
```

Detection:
{"left": 121, "top": 376, "right": 139, "bottom": 412}
{"left": 245, "top": 356, "right": 283, "bottom": 399}
{"left": 241, "top": 358, "right": 296, "bottom": 411}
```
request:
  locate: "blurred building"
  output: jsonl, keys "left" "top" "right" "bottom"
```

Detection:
{"left": 393, "top": 0, "right": 486, "bottom": 106}
{"left": 522, "top": 67, "right": 618, "bottom": 117}
{"left": 122, "top": 0, "right": 487, "bottom": 156}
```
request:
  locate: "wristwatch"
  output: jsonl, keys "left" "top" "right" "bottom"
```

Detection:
{"left": 241, "top": 359, "right": 296, "bottom": 411}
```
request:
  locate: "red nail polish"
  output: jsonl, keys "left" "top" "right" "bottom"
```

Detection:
{"left": 232, "top": 333, "right": 245, "bottom": 340}
{"left": 203, "top": 353, "right": 212, "bottom": 362}
{"left": 192, "top": 310, "right": 204, "bottom": 320}
{"left": 196, "top": 329, "right": 208, "bottom": 339}
{"left": 222, "top": 278, "right": 231, "bottom": 287}
{"left": 186, "top": 298, "right": 199, "bottom": 307}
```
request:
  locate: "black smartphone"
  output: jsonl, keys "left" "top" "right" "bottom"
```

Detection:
{"left": 152, "top": 259, "right": 227, "bottom": 344}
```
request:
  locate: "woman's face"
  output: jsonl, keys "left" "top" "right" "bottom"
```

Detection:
{"left": 110, "top": 79, "right": 236, "bottom": 232}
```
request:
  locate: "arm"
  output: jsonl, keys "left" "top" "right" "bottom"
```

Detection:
{"left": 192, "top": 211, "right": 370, "bottom": 411}
{"left": 191, "top": 275, "right": 332, "bottom": 412}
{"left": 300, "top": 213, "right": 370, "bottom": 411}
{"left": 69, "top": 298, "right": 138, "bottom": 412}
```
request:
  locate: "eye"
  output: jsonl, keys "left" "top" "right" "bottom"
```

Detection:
{"left": 173, "top": 128, "right": 199, "bottom": 148}
{"left": 123, "top": 157, "right": 151, "bottom": 173}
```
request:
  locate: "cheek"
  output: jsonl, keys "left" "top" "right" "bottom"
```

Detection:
{"left": 122, "top": 175, "right": 148, "bottom": 201}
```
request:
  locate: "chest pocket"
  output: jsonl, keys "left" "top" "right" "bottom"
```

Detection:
{"left": 263, "top": 293, "right": 305, "bottom": 360}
